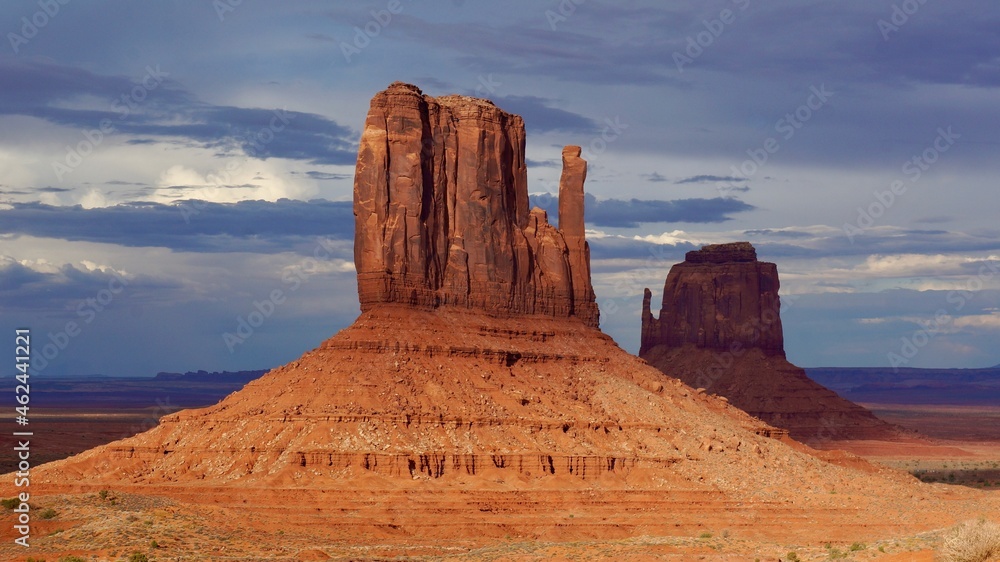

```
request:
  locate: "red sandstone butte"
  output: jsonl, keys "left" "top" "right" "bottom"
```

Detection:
{"left": 641, "top": 242, "right": 906, "bottom": 443}
{"left": 10, "top": 85, "right": 996, "bottom": 561}
{"left": 354, "top": 82, "right": 598, "bottom": 326}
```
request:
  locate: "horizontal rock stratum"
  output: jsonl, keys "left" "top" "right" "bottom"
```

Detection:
{"left": 354, "top": 82, "right": 599, "bottom": 326}
{"left": 641, "top": 242, "right": 906, "bottom": 443}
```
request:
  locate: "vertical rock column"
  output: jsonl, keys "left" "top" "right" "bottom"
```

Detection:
{"left": 558, "top": 146, "right": 599, "bottom": 326}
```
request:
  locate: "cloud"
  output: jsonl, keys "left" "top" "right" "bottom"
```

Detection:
{"left": 387, "top": 11, "right": 689, "bottom": 87}
{"left": 643, "top": 172, "right": 668, "bottom": 182}
{"left": 675, "top": 175, "right": 746, "bottom": 184}
{"left": 0, "top": 199, "right": 356, "bottom": 253}
{"left": 0, "top": 57, "right": 358, "bottom": 166}
{"left": 491, "top": 95, "right": 597, "bottom": 134}
{"left": 530, "top": 193, "right": 754, "bottom": 228}
{"left": 526, "top": 158, "right": 559, "bottom": 168}
{"left": 299, "top": 171, "right": 352, "bottom": 181}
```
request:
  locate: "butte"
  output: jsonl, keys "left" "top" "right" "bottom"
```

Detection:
{"left": 640, "top": 241, "right": 908, "bottom": 444}
{"left": 7, "top": 83, "right": 994, "bottom": 559}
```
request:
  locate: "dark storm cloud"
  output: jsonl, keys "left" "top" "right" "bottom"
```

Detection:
{"left": 530, "top": 193, "right": 755, "bottom": 228}
{"left": 0, "top": 57, "right": 358, "bottom": 165}
{"left": 676, "top": 175, "right": 745, "bottom": 184}
{"left": 388, "top": 2, "right": 998, "bottom": 89}
{"left": 0, "top": 260, "right": 47, "bottom": 291}
{"left": 588, "top": 237, "right": 694, "bottom": 263}
{"left": 386, "top": 12, "right": 688, "bottom": 86}
{"left": 489, "top": 95, "right": 597, "bottom": 133}
{"left": 0, "top": 259, "right": 182, "bottom": 311}
{"left": 743, "top": 229, "right": 814, "bottom": 239}
{"left": 0, "top": 200, "right": 356, "bottom": 253}
{"left": 298, "top": 171, "right": 352, "bottom": 181}
{"left": 526, "top": 158, "right": 559, "bottom": 168}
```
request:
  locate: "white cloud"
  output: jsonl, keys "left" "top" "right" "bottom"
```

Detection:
{"left": 634, "top": 230, "right": 698, "bottom": 246}
{"left": 953, "top": 313, "right": 1000, "bottom": 330}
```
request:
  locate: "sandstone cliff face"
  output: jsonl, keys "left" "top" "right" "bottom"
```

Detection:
{"left": 354, "top": 82, "right": 598, "bottom": 326}
{"left": 641, "top": 242, "right": 904, "bottom": 442}
{"left": 641, "top": 242, "right": 783, "bottom": 356}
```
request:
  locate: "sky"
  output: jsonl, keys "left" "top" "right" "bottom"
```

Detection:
{"left": 1, "top": 0, "right": 999, "bottom": 377}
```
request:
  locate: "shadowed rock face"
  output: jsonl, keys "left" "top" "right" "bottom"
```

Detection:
{"left": 354, "top": 82, "right": 599, "bottom": 326}
{"left": 641, "top": 242, "right": 784, "bottom": 356}
{"left": 640, "top": 242, "right": 905, "bottom": 442}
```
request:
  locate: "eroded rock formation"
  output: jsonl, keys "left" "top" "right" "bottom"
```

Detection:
{"left": 641, "top": 242, "right": 906, "bottom": 442}
{"left": 354, "top": 82, "right": 598, "bottom": 326}
{"left": 641, "top": 242, "right": 783, "bottom": 356}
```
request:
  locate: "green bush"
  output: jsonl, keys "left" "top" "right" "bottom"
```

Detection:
{"left": 1, "top": 497, "right": 19, "bottom": 509}
{"left": 39, "top": 507, "right": 57, "bottom": 519}
{"left": 786, "top": 553, "right": 800, "bottom": 562}
{"left": 99, "top": 489, "right": 109, "bottom": 500}
{"left": 59, "top": 557, "right": 85, "bottom": 562}
{"left": 128, "top": 553, "right": 149, "bottom": 562}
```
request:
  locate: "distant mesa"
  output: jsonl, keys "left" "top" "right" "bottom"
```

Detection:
{"left": 354, "top": 82, "right": 599, "bottom": 326}
{"left": 641, "top": 242, "right": 906, "bottom": 443}
{"left": 641, "top": 242, "right": 783, "bottom": 356}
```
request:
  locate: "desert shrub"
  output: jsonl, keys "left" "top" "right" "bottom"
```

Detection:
{"left": 59, "top": 557, "right": 85, "bottom": 562}
{"left": 39, "top": 507, "right": 57, "bottom": 519}
{"left": 1, "top": 497, "right": 18, "bottom": 509}
{"left": 698, "top": 531, "right": 713, "bottom": 539}
{"left": 850, "top": 542, "right": 865, "bottom": 551}
{"left": 128, "top": 553, "right": 149, "bottom": 562}
{"left": 98, "top": 489, "right": 109, "bottom": 500}
{"left": 939, "top": 518, "right": 1000, "bottom": 562}
{"left": 786, "top": 553, "right": 800, "bottom": 562}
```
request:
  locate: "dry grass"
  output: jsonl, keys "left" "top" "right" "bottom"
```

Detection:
{"left": 939, "top": 518, "right": 1000, "bottom": 562}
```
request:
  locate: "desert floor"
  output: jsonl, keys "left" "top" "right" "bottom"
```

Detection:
{"left": 1, "top": 404, "right": 997, "bottom": 561}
